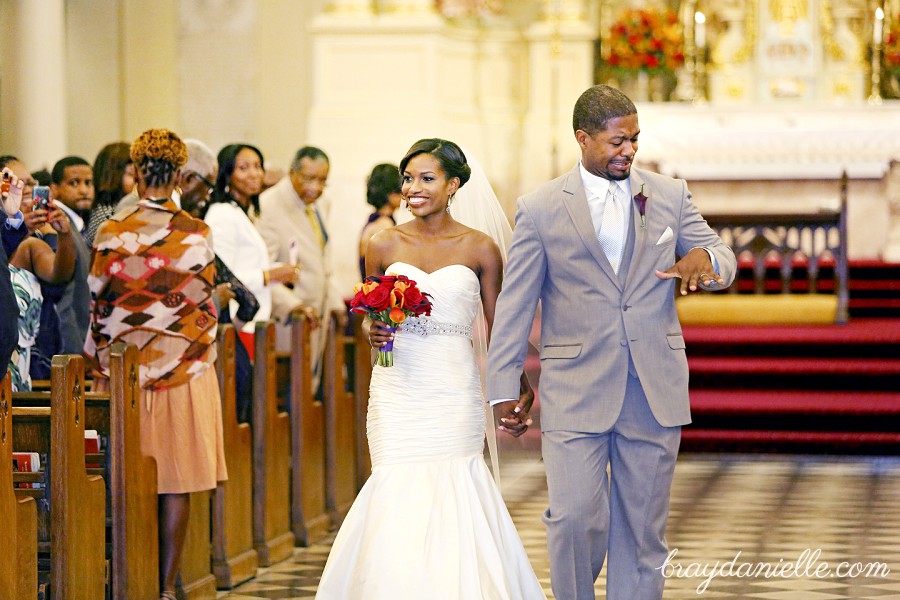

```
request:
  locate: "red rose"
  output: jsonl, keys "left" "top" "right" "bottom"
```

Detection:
{"left": 403, "top": 286, "right": 424, "bottom": 307}
{"left": 363, "top": 285, "right": 392, "bottom": 311}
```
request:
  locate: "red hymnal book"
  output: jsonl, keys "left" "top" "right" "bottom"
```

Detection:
{"left": 85, "top": 429, "right": 100, "bottom": 469}
{"left": 12, "top": 451, "right": 41, "bottom": 489}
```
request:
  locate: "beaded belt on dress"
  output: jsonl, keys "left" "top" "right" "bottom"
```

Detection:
{"left": 400, "top": 316, "right": 472, "bottom": 338}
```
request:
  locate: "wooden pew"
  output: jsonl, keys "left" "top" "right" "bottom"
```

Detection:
{"left": 107, "top": 343, "right": 159, "bottom": 600}
{"left": 324, "top": 310, "right": 357, "bottom": 526}
{"left": 288, "top": 310, "right": 329, "bottom": 546}
{"left": 351, "top": 313, "right": 372, "bottom": 491}
{"left": 11, "top": 354, "right": 106, "bottom": 599}
{"left": 2, "top": 372, "right": 37, "bottom": 600}
{"left": 253, "top": 320, "right": 295, "bottom": 566}
{"left": 13, "top": 345, "right": 160, "bottom": 599}
{"left": 179, "top": 489, "right": 217, "bottom": 598}
{"left": 211, "top": 324, "right": 257, "bottom": 588}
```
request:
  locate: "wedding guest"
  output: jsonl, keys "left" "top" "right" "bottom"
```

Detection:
{"left": 84, "top": 142, "right": 134, "bottom": 246}
{"left": 8, "top": 200, "right": 75, "bottom": 391}
{"left": 50, "top": 155, "right": 93, "bottom": 354}
{"left": 204, "top": 143, "right": 298, "bottom": 422}
{"left": 257, "top": 146, "right": 341, "bottom": 383}
{"left": 1, "top": 166, "right": 28, "bottom": 385}
{"left": 86, "top": 128, "right": 227, "bottom": 599}
{"left": 180, "top": 139, "right": 217, "bottom": 217}
{"left": 358, "top": 163, "right": 402, "bottom": 281}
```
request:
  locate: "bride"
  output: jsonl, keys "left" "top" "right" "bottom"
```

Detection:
{"left": 315, "top": 139, "right": 545, "bottom": 599}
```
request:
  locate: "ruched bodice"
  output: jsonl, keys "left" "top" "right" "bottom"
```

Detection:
{"left": 367, "top": 262, "right": 485, "bottom": 466}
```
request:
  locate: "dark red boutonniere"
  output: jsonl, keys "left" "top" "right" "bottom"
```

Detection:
{"left": 633, "top": 185, "right": 648, "bottom": 228}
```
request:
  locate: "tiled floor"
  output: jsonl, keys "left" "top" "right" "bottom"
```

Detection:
{"left": 220, "top": 453, "right": 900, "bottom": 599}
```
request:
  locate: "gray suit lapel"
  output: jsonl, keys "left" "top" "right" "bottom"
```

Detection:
{"left": 560, "top": 168, "right": 622, "bottom": 290}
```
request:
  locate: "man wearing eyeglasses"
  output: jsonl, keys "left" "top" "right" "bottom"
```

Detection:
{"left": 180, "top": 139, "right": 218, "bottom": 218}
{"left": 257, "top": 145, "right": 343, "bottom": 389}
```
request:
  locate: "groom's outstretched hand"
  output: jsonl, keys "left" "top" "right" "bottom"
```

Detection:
{"left": 655, "top": 247, "right": 725, "bottom": 296}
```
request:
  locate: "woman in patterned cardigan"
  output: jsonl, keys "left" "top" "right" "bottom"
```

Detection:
{"left": 86, "top": 129, "right": 227, "bottom": 600}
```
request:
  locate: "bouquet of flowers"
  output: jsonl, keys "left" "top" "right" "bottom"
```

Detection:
{"left": 606, "top": 7, "right": 684, "bottom": 75}
{"left": 350, "top": 274, "right": 432, "bottom": 367}
{"left": 886, "top": 26, "right": 900, "bottom": 76}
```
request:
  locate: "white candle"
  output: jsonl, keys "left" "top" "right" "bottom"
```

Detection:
{"left": 874, "top": 7, "right": 884, "bottom": 46}
{"left": 695, "top": 11, "right": 707, "bottom": 49}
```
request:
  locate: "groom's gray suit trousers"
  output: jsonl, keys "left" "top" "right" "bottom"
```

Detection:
{"left": 541, "top": 372, "right": 681, "bottom": 600}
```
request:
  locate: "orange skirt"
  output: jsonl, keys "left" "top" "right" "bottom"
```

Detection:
{"left": 98, "top": 366, "right": 228, "bottom": 494}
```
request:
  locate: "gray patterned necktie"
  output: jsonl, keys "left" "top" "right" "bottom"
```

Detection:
{"left": 598, "top": 184, "right": 625, "bottom": 273}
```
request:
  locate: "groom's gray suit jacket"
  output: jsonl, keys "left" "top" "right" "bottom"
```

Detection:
{"left": 487, "top": 165, "right": 736, "bottom": 432}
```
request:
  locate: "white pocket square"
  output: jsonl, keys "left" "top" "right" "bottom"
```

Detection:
{"left": 656, "top": 227, "right": 674, "bottom": 245}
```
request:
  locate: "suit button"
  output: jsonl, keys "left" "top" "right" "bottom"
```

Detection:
{"left": 620, "top": 340, "right": 627, "bottom": 346}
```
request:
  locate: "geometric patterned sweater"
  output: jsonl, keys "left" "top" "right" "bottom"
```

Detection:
{"left": 85, "top": 198, "right": 218, "bottom": 390}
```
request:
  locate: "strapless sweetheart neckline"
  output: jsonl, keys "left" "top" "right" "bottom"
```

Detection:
{"left": 386, "top": 261, "right": 478, "bottom": 280}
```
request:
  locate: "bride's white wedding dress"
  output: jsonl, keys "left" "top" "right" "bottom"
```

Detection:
{"left": 316, "top": 262, "right": 544, "bottom": 599}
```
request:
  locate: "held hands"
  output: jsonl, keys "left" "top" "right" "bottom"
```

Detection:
{"left": 655, "top": 247, "right": 724, "bottom": 295}
{"left": 1, "top": 167, "right": 24, "bottom": 217}
{"left": 494, "top": 383, "right": 535, "bottom": 438}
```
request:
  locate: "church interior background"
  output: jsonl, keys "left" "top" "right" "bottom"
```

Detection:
{"left": 1, "top": 0, "right": 899, "bottom": 297}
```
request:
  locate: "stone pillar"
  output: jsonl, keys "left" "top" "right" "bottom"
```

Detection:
{"left": 521, "top": 0, "right": 595, "bottom": 191}
{"left": 5, "top": 0, "right": 67, "bottom": 167}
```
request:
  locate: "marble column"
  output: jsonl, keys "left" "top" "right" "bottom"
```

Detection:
{"left": 5, "top": 0, "right": 67, "bottom": 168}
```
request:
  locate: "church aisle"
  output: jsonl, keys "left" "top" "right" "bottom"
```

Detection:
{"left": 220, "top": 454, "right": 900, "bottom": 599}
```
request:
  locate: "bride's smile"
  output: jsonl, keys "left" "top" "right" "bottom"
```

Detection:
{"left": 401, "top": 153, "right": 459, "bottom": 216}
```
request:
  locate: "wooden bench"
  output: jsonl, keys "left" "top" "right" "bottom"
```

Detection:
{"left": 286, "top": 310, "right": 330, "bottom": 546}
{"left": 13, "top": 344, "right": 160, "bottom": 599}
{"left": 211, "top": 324, "right": 257, "bottom": 589}
{"left": 253, "top": 320, "right": 295, "bottom": 566}
{"left": 676, "top": 173, "right": 849, "bottom": 325}
{"left": 11, "top": 354, "right": 107, "bottom": 599}
{"left": 324, "top": 310, "right": 357, "bottom": 526}
{"left": 1, "top": 372, "right": 38, "bottom": 599}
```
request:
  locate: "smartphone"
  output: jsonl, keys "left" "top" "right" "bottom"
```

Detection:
{"left": 32, "top": 185, "right": 51, "bottom": 210}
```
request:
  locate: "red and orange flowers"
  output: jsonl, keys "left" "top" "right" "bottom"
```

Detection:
{"left": 350, "top": 274, "right": 432, "bottom": 367}
{"left": 606, "top": 7, "right": 684, "bottom": 75}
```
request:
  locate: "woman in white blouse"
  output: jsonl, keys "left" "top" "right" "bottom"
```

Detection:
{"left": 203, "top": 143, "right": 298, "bottom": 334}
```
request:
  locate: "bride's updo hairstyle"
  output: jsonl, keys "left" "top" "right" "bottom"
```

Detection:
{"left": 399, "top": 138, "right": 472, "bottom": 190}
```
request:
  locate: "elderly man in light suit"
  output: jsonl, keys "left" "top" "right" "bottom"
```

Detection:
{"left": 256, "top": 146, "right": 343, "bottom": 381}
{"left": 488, "top": 85, "right": 736, "bottom": 599}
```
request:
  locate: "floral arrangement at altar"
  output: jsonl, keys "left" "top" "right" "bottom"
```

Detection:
{"left": 886, "top": 24, "right": 900, "bottom": 76}
{"left": 606, "top": 7, "right": 685, "bottom": 76}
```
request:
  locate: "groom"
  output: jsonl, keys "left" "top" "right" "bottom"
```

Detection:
{"left": 488, "top": 84, "right": 736, "bottom": 599}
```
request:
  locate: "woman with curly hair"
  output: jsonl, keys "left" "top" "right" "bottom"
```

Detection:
{"left": 86, "top": 128, "right": 227, "bottom": 600}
